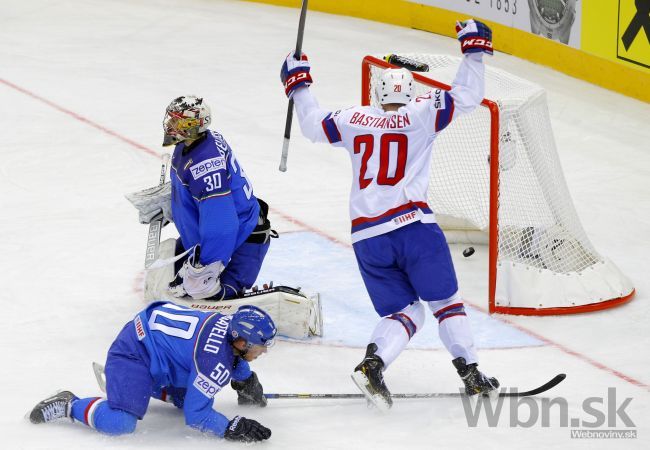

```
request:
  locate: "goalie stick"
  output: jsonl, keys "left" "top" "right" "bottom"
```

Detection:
{"left": 144, "top": 153, "right": 171, "bottom": 268}
{"left": 92, "top": 361, "right": 564, "bottom": 399}
{"left": 279, "top": 0, "right": 309, "bottom": 172}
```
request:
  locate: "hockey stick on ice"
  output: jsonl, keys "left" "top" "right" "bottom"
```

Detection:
{"left": 91, "top": 361, "right": 564, "bottom": 399}
{"left": 144, "top": 153, "right": 171, "bottom": 268}
{"left": 279, "top": 0, "right": 309, "bottom": 172}
{"left": 264, "top": 374, "right": 566, "bottom": 399}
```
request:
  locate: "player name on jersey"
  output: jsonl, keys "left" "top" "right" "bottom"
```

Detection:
{"left": 349, "top": 112, "right": 411, "bottom": 129}
{"left": 203, "top": 315, "right": 231, "bottom": 354}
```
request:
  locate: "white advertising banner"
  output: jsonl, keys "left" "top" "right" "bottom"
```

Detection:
{"left": 415, "top": 0, "right": 581, "bottom": 48}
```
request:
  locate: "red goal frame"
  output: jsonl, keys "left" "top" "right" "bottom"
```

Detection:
{"left": 361, "top": 55, "right": 634, "bottom": 315}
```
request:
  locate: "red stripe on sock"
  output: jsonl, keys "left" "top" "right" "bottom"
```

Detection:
{"left": 83, "top": 397, "right": 102, "bottom": 426}
{"left": 437, "top": 312, "right": 467, "bottom": 324}
{"left": 433, "top": 303, "right": 464, "bottom": 318}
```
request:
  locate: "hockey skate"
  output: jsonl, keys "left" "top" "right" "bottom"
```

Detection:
{"left": 29, "top": 391, "right": 78, "bottom": 424}
{"left": 452, "top": 357, "right": 500, "bottom": 397}
{"left": 351, "top": 344, "right": 393, "bottom": 411}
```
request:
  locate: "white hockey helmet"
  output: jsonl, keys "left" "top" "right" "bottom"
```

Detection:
{"left": 162, "top": 95, "right": 212, "bottom": 146}
{"left": 376, "top": 68, "right": 414, "bottom": 106}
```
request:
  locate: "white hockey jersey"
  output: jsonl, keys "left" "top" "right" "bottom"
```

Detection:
{"left": 293, "top": 54, "right": 486, "bottom": 243}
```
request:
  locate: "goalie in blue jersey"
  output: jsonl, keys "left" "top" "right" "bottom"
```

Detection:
{"left": 129, "top": 95, "right": 275, "bottom": 300}
{"left": 29, "top": 303, "right": 276, "bottom": 443}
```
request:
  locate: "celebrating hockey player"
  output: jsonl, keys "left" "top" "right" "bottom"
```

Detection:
{"left": 29, "top": 303, "right": 275, "bottom": 443}
{"left": 280, "top": 19, "right": 499, "bottom": 409}
{"left": 129, "top": 95, "right": 275, "bottom": 300}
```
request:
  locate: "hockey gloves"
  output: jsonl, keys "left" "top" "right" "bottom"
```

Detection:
{"left": 456, "top": 19, "right": 493, "bottom": 56}
{"left": 281, "top": 52, "right": 312, "bottom": 98}
{"left": 172, "top": 246, "right": 225, "bottom": 300}
{"left": 231, "top": 372, "right": 267, "bottom": 407}
{"left": 224, "top": 416, "right": 271, "bottom": 443}
{"left": 125, "top": 181, "right": 173, "bottom": 225}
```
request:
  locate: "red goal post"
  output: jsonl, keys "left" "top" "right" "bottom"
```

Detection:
{"left": 361, "top": 55, "right": 635, "bottom": 315}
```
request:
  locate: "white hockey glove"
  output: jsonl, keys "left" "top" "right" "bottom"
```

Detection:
{"left": 173, "top": 248, "right": 225, "bottom": 299}
{"left": 280, "top": 52, "right": 312, "bottom": 98}
{"left": 125, "top": 181, "right": 173, "bottom": 225}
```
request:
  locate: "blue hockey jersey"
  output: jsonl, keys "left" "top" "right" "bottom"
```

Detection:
{"left": 134, "top": 302, "right": 252, "bottom": 436}
{"left": 170, "top": 130, "right": 259, "bottom": 265}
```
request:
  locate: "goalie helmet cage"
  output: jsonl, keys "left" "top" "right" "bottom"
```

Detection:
{"left": 361, "top": 54, "right": 635, "bottom": 315}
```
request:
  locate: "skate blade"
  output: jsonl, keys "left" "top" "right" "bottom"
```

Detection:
{"left": 350, "top": 372, "right": 391, "bottom": 412}
{"left": 92, "top": 362, "right": 107, "bottom": 393}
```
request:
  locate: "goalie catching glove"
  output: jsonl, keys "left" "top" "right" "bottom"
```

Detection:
{"left": 456, "top": 19, "right": 493, "bottom": 55}
{"left": 231, "top": 372, "right": 267, "bottom": 407}
{"left": 281, "top": 52, "right": 312, "bottom": 98}
{"left": 224, "top": 416, "right": 271, "bottom": 443}
{"left": 125, "top": 181, "right": 172, "bottom": 225}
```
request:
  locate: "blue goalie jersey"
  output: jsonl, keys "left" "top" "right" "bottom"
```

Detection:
{"left": 170, "top": 130, "right": 260, "bottom": 265}
{"left": 135, "top": 302, "right": 252, "bottom": 436}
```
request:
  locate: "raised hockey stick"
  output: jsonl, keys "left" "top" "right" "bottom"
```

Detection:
{"left": 279, "top": 0, "right": 309, "bottom": 172}
{"left": 144, "top": 153, "right": 171, "bottom": 268}
{"left": 91, "top": 361, "right": 564, "bottom": 399}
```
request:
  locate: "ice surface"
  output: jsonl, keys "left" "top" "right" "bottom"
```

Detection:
{"left": 1, "top": 0, "right": 648, "bottom": 448}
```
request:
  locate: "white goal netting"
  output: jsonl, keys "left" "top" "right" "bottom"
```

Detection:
{"left": 364, "top": 54, "right": 634, "bottom": 314}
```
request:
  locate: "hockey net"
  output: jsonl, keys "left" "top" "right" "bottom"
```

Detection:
{"left": 362, "top": 54, "right": 634, "bottom": 315}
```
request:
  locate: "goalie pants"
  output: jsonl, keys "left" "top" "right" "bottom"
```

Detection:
{"left": 352, "top": 221, "right": 458, "bottom": 317}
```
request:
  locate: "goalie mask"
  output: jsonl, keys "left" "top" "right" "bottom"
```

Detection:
{"left": 162, "top": 95, "right": 211, "bottom": 146}
{"left": 229, "top": 305, "right": 277, "bottom": 348}
{"left": 376, "top": 68, "right": 413, "bottom": 106}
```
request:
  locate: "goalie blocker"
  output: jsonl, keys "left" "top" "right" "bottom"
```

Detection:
{"left": 145, "top": 238, "right": 323, "bottom": 339}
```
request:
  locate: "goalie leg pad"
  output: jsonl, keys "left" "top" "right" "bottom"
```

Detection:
{"left": 145, "top": 238, "right": 177, "bottom": 302}
{"left": 168, "top": 287, "right": 321, "bottom": 339}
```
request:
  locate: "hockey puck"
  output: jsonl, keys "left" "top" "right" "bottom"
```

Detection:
{"left": 463, "top": 247, "right": 475, "bottom": 258}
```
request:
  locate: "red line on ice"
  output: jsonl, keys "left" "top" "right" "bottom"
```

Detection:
{"left": 0, "top": 78, "right": 159, "bottom": 157}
